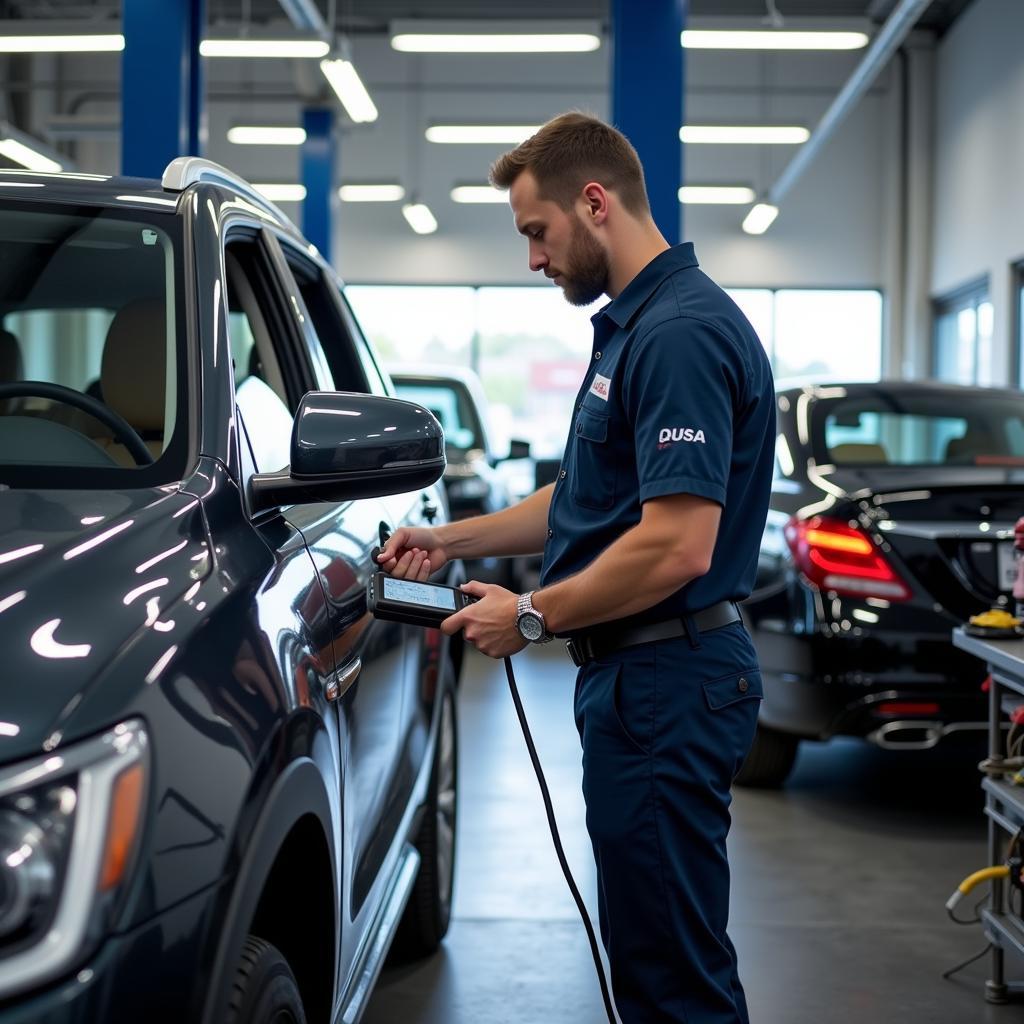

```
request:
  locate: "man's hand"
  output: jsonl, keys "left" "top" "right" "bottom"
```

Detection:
{"left": 377, "top": 527, "right": 449, "bottom": 580}
{"left": 441, "top": 580, "right": 528, "bottom": 659}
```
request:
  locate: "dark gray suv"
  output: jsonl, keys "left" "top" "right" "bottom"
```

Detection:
{"left": 0, "top": 159, "right": 460, "bottom": 1023}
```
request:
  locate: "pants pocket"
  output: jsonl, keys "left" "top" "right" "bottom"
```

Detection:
{"left": 702, "top": 668, "right": 764, "bottom": 711}
{"left": 611, "top": 660, "right": 654, "bottom": 755}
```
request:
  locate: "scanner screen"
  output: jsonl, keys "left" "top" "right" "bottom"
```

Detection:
{"left": 383, "top": 576, "right": 456, "bottom": 611}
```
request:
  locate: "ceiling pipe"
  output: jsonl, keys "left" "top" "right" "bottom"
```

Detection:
{"left": 767, "top": 0, "right": 931, "bottom": 206}
{"left": 276, "top": 0, "right": 332, "bottom": 41}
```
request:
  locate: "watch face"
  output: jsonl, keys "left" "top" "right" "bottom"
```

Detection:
{"left": 519, "top": 613, "right": 544, "bottom": 642}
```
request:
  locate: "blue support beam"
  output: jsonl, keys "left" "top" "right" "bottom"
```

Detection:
{"left": 301, "top": 108, "right": 337, "bottom": 263}
{"left": 122, "top": 0, "right": 205, "bottom": 177}
{"left": 611, "top": 0, "right": 686, "bottom": 244}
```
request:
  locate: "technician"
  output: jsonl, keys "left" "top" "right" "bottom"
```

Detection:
{"left": 377, "top": 111, "right": 775, "bottom": 1024}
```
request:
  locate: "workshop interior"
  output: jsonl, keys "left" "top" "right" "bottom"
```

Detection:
{"left": 1, "top": 0, "right": 1024, "bottom": 1022}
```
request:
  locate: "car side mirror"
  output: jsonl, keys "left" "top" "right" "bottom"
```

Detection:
{"left": 503, "top": 438, "right": 531, "bottom": 461}
{"left": 250, "top": 391, "right": 446, "bottom": 512}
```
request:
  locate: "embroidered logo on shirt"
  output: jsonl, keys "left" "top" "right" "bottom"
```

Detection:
{"left": 589, "top": 373, "right": 611, "bottom": 401}
{"left": 658, "top": 427, "right": 706, "bottom": 449}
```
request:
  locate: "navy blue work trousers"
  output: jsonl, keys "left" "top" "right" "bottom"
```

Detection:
{"left": 573, "top": 622, "right": 762, "bottom": 1024}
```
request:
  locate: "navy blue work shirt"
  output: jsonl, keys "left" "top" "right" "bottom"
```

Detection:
{"left": 540, "top": 243, "right": 775, "bottom": 626}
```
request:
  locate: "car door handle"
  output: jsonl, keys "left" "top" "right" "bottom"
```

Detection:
{"left": 325, "top": 658, "right": 362, "bottom": 702}
{"left": 421, "top": 494, "right": 438, "bottom": 522}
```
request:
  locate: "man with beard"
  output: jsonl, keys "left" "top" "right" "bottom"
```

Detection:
{"left": 376, "top": 112, "right": 775, "bottom": 1024}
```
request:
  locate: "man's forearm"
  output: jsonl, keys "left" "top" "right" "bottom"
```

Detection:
{"left": 438, "top": 484, "right": 554, "bottom": 561}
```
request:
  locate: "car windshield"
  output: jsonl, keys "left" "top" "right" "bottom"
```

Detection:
{"left": 0, "top": 200, "right": 186, "bottom": 487}
{"left": 815, "top": 390, "right": 1024, "bottom": 467}
{"left": 392, "top": 380, "right": 483, "bottom": 451}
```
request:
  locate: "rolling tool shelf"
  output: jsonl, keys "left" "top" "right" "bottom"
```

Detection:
{"left": 953, "top": 628, "right": 1024, "bottom": 1002}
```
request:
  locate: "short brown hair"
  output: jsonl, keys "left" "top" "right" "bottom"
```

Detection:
{"left": 489, "top": 111, "right": 650, "bottom": 217}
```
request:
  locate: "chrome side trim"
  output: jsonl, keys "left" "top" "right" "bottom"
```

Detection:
{"left": 0, "top": 720, "right": 148, "bottom": 999}
{"left": 877, "top": 520, "right": 1015, "bottom": 541}
{"left": 337, "top": 843, "right": 421, "bottom": 1024}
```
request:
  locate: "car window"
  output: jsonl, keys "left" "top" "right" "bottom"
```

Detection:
{"left": 225, "top": 236, "right": 301, "bottom": 476}
{"left": 277, "top": 242, "right": 370, "bottom": 395}
{"left": 0, "top": 202, "right": 187, "bottom": 486}
{"left": 818, "top": 393, "right": 1024, "bottom": 466}
{"left": 392, "top": 380, "right": 481, "bottom": 450}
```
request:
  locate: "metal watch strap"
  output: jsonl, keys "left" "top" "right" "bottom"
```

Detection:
{"left": 517, "top": 591, "right": 553, "bottom": 643}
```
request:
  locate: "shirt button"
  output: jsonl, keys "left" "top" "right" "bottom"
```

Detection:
{"left": 594, "top": 351, "right": 602, "bottom": 360}
{"left": 738, "top": 678, "right": 749, "bottom": 694}
{"left": 547, "top": 529, "right": 553, "bottom": 538}
{"left": 559, "top": 469, "right": 566, "bottom": 480}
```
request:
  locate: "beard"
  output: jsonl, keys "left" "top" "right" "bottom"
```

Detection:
{"left": 558, "top": 215, "right": 610, "bottom": 307}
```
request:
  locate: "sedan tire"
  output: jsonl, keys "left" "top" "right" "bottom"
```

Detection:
{"left": 734, "top": 722, "right": 799, "bottom": 789}
{"left": 225, "top": 935, "right": 307, "bottom": 1024}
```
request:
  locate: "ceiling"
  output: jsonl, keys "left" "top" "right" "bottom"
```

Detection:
{"left": 0, "top": 0, "right": 976, "bottom": 35}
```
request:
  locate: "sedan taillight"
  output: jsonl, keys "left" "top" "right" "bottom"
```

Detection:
{"left": 784, "top": 515, "right": 912, "bottom": 602}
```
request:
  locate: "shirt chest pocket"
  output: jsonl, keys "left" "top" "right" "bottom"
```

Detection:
{"left": 571, "top": 407, "right": 618, "bottom": 511}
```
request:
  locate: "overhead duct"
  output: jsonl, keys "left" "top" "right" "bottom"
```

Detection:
{"left": 767, "top": 0, "right": 932, "bottom": 207}
{"left": 276, "top": 0, "right": 331, "bottom": 40}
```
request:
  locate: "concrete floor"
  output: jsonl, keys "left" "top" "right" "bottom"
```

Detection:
{"left": 364, "top": 644, "right": 1024, "bottom": 1024}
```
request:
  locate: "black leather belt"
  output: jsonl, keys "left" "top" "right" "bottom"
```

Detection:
{"left": 565, "top": 600, "right": 742, "bottom": 667}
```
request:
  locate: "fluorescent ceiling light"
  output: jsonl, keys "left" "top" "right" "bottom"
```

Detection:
{"left": 427, "top": 125, "right": 539, "bottom": 145}
{"left": 0, "top": 138, "right": 61, "bottom": 172}
{"left": 743, "top": 203, "right": 779, "bottom": 235}
{"left": 682, "top": 30, "right": 868, "bottom": 50}
{"left": 0, "top": 34, "right": 124, "bottom": 52}
{"left": 339, "top": 184, "right": 406, "bottom": 202}
{"left": 392, "top": 33, "right": 599, "bottom": 53}
{"left": 200, "top": 39, "right": 330, "bottom": 58}
{"left": 253, "top": 183, "right": 307, "bottom": 202}
{"left": 403, "top": 203, "right": 438, "bottom": 234}
{"left": 680, "top": 125, "right": 810, "bottom": 144}
{"left": 320, "top": 59, "right": 378, "bottom": 123}
{"left": 228, "top": 126, "right": 307, "bottom": 146}
{"left": 679, "top": 186, "right": 756, "bottom": 205}
{"left": 451, "top": 185, "right": 507, "bottom": 204}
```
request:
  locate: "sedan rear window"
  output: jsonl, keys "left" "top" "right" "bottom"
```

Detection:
{"left": 0, "top": 201, "right": 187, "bottom": 487}
{"left": 818, "top": 391, "right": 1024, "bottom": 467}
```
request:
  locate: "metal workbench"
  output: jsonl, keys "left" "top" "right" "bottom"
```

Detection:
{"left": 953, "top": 628, "right": 1024, "bottom": 1002}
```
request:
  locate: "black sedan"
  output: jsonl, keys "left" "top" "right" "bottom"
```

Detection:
{"left": 740, "top": 381, "right": 1024, "bottom": 786}
{"left": 0, "top": 162, "right": 459, "bottom": 1022}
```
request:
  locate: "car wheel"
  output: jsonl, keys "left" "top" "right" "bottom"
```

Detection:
{"left": 392, "top": 682, "right": 458, "bottom": 960}
{"left": 225, "top": 935, "right": 306, "bottom": 1024}
{"left": 734, "top": 722, "right": 799, "bottom": 788}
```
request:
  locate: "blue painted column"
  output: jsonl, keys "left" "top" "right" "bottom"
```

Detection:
{"left": 611, "top": 0, "right": 686, "bottom": 244}
{"left": 122, "top": 0, "right": 205, "bottom": 177}
{"left": 302, "top": 109, "right": 337, "bottom": 263}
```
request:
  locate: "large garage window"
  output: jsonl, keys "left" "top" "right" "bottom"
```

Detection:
{"left": 933, "top": 279, "right": 994, "bottom": 385}
{"left": 348, "top": 284, "right": 882, "bottom": 460}
{"left": 1015, "top": 262, "right": 1024, "bottom": 389}
{"left": 727, "top": 288, "right": 883, "bottom": 384}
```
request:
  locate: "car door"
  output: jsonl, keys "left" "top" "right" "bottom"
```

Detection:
{"left": 261, "top": 234, "right": 437, "bottom": 962}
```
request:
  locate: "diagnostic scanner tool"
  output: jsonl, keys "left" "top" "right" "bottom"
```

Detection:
{"left": 367, "top": 572, "right": 478, "bottom": 628}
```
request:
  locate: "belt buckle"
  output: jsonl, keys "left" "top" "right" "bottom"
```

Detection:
{"left": 566, "top": 638, "right": 584, "bottom": 667}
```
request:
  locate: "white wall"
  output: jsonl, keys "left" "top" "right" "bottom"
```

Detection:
{"left": 931, "top": 0, "right": 1024, "bottom": 384}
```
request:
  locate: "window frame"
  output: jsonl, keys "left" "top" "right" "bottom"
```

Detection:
{"left": 932, "top": 275, "right": 991, "bottom": 385}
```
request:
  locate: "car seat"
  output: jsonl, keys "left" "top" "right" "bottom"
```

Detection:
{"left": 828, "top": 442, "right": 889, "bottom": 464}
{"left": 0, "top": 329, "right": 24, "bottom": 414}
{"left": 97, "top": 298, "right": 168, "bottom": 466}
{"left": 944, "top": 425, "right": 999, "bottom": 462}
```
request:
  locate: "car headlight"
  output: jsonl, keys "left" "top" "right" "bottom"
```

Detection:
{"left": 447, "top": 477, "right": 490, "bottom": 500}
{"left": 0, "top": 720, "right": 147, "bottom": 999}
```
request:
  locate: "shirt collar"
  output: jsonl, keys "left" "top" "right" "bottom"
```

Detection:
{"left": 594, "top": 242, "right": 699, "bottom": 330}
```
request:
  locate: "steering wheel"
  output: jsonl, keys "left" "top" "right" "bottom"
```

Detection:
{"left": 0, "top": 381, "right": 154, "bottom": 466}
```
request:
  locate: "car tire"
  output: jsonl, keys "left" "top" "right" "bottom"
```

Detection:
{"left": 225, "top": 935, "right": 307, "bottom": 1024}
{"left": 734, "top": 723, "right": 799, "bottom": 788}
{"left": 391, "top": 682, "right": 458, "bottom": 960}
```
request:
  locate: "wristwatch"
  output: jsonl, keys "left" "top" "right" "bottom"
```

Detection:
{"left": 516, "top": 591, "right": 553, "bottom": 643}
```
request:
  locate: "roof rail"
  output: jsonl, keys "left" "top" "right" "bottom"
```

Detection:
{"left": 161, "top": 157, "right": 288, "bottom": 224}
